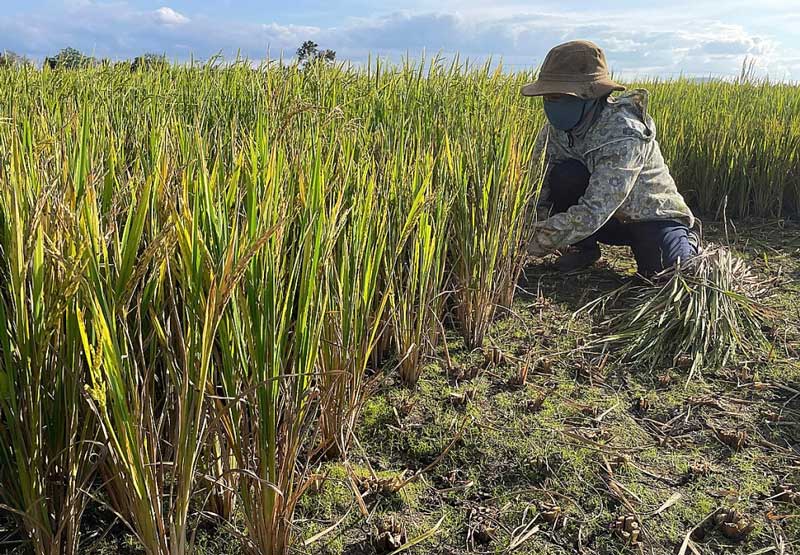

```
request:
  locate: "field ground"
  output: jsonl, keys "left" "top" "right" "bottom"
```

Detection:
{"left": 40, "top": 221, "right": 800, "bottom": 554}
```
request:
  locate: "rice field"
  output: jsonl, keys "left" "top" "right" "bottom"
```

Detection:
{"left": 0, "top": 60, "right": 798, "bottom": 555}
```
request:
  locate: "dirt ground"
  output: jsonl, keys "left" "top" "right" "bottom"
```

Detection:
{"left": 11, "top": 221, "right": 798, "bottom": 555}
{"left": 290, "top": 220, "right": 800, "bottom": 555}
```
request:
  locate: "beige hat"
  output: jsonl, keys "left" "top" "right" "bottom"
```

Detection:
{"left": 521, "top": 40, "right": 625, "bottom": 99}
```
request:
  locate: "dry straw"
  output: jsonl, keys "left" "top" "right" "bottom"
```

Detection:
{"left": 580, "top": 246, "right": 776, "bottom": 381}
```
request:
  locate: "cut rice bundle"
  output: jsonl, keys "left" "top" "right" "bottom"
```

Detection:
{"left": 580, "top": 246, "right": 776, "bottom": 380}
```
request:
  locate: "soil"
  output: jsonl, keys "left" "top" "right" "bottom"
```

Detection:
{"left": 293, "top": 220, "right": 800, "bottom": 555}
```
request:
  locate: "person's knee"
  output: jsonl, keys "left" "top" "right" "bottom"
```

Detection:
{"left": 662, "top": 225, "right": 697, "bottom": 266}
{"left": 548, "top": 159, "right": 590, "bottom": 212}
{"left": 633, "top": 221, "right": 697, "bottom": 275}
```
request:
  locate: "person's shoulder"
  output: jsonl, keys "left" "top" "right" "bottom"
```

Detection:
{"left": 609, "top": 88, "right": 652, "bottom": 125}
{"left": 587, "top": 89, "right": 655, "bottom": 149}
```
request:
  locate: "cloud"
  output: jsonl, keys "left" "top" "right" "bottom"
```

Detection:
{"left": 327, "top": 11, "right": 792, "bottom": 79}
{"left": 0, "top": 2, "right": 305, "bottom": 60}
{"left": 153, "top": 7, "right": 189, "bottom": 26}
{"left": 0, "top": 2, "right": 796, "bottom": 79}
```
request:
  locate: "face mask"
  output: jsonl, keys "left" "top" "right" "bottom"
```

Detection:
{"left": 543, "top": 96, "right": 596, "bottom": 131}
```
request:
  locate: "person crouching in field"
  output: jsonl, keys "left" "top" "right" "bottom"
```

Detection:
{"left": 524, "top": 40, "right": 700, "bottom": 277}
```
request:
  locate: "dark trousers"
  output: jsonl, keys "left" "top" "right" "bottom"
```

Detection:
{"left": 548, "top": 159, "right": 697, "bottom": 275}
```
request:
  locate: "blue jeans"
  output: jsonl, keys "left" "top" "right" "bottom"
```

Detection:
{"left": 548, "top": 159, "right": 697, "bottom": 275}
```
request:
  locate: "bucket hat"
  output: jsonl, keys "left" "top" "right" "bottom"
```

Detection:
{"left": 521, "top": 40, "right": 625, "bottom": 99}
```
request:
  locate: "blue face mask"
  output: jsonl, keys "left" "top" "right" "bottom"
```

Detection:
{"left": 543, "top": 96, "right": 596, "bottom": 131}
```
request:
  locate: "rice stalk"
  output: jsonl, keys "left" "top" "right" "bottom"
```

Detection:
{"left": 317, "top": 152, "right": 390, "bottom": 458}
{"left": 216, "top": 132, "right": 337, "bottom": 555}
{"left": 387, "top": 148, "right": 452, "bottom": 386}
{"left": 446, "top": 75, "right": 540, "bottom": 347}
{"left": 0, "top": 126, "right": 98, "bottom": 555}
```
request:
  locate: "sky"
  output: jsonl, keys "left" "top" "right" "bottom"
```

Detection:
{"left": 2, "top": 1, "right": 799, "bottom": 80}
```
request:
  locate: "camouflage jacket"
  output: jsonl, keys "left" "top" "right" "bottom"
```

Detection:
{"left": 528, "top": 89, "right": 695, "bottom": 256}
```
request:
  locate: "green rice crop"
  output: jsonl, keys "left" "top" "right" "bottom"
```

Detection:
{"left": 387, "top": 147, "right": 451, "bottom": 386}
{"left": 0, "top": 59, "right": 796, "bottom": 554}
{"left": 0, "top": 121, "right": 98, "bottom": 555}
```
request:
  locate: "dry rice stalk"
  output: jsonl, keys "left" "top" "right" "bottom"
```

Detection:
{"left": 579, "top": 246, "right": 776, "bottom": 382}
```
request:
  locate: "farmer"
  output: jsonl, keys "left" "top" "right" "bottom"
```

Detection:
{"left": 523, "top": 40, "right": 700, "bottom": 276}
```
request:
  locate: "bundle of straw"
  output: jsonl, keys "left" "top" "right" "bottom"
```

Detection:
{"left": 581, "top": 247, "right": 776, "bottom": 381}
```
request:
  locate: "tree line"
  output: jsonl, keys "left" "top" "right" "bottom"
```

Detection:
{"left": 1, "top": 41, "right": 336, "bottom": 70}
{"left": 0, "top": 48, "right": 168, "bottom": 70}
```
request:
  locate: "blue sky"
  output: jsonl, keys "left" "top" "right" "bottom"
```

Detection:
{"left": 3, "top": 1, "right": 799, "bottom": 79}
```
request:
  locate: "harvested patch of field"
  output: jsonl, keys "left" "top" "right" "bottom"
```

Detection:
{"left": 289, "top": 221, "right": 800, "bottom": 555}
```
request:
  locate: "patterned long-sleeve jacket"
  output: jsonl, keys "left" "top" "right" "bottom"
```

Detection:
{"left": 528, "top": 89, "right": 695, "bottom": 255}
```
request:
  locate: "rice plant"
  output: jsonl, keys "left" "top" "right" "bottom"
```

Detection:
{"left": 387, "top": 147, "right": 452, "bottom": 386}
{"left": 0, "top": 124, "right": 98, "bottom": 555}
{"left": 76, "top": 134, "right": 258, "bottom": 554}
{"left": 445, "top": 78, "right": 541, "bottom": 347}
{"left": 221, "top": 133, "right": 337, "bottom": 554}
{"left": 315, "top": 145, "right": 391, "bottom": 457}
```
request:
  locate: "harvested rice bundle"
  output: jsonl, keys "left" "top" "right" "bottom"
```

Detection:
{"left": 581, "top": 246, "right": 776, "bottom": 381}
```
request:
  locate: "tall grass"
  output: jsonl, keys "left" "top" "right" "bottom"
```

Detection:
{"left": 0, "top": 124, "right": 98, "bottom": 555}
{"left": 0, "top": 59, "right": 796, "bottom": 554}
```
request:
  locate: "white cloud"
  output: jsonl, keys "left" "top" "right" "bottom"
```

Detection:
{"left": 0, "top": 2, "right": 796, "bottom": 80}
{"left": 260, "top": 22, "right": 320, "bottom": 45}
{"left": 153, "top": 7, "right": 189, "bottom": 26}
{"left": 325, "top": 11, "right": 793, "bottom": 79}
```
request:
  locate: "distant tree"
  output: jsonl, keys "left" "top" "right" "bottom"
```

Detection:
{"left": 131, "top": 53, "right": 169, "bottom": 72}
{"left": 44, "top": 47, "right": 94, "bottom": 69}
{"left": 0, "top": 50, "right": 32, "bottom": 68}
{"left": 296, "top": 40, "right": 318, "bottom": 64}
{"left": 296, "top": 40, "right": 335, "bottom": 68}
